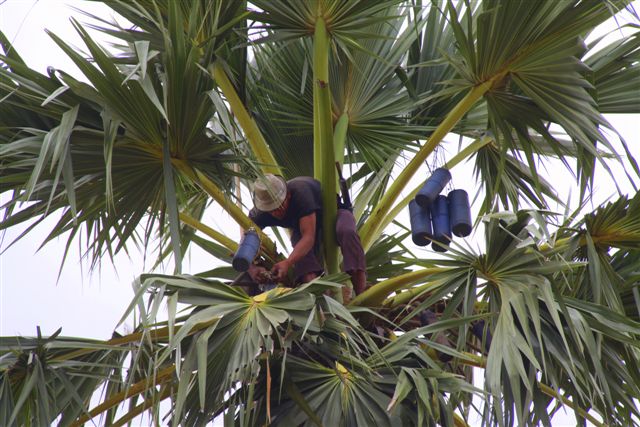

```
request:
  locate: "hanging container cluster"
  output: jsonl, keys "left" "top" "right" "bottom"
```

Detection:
{"left": 232, "top": 228, "right": 261, "bottom": 272}
{"left": 409, "top": 167, "right": 473, "bottom": 252}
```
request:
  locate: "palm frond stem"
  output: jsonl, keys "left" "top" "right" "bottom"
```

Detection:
{"left": 171, "top": 159, "right": 277, "bottom": 260}
{"left": 539, "top": 230, "right": 634, "bottom": 253}
{"left": 537, "top": 383, "right": 607, "bottom": 427}
{"left": 179, "top": 212, "right": 237, "bottom": 253}
{"left": 51, "top": 319, "right": 219, "bottom": 363}
{"left": 110, "top": 385, "right": 172, "bottom": 427}
{"left": 454, "top": 413, "right": 471, "bottom": 427}
{"left": 384, "top": 278, "right": 448, "bottom": 307}
{"left": 210, "top": 62, "right": 281, "bottom": 175}
{"left": 537, "top": 237, "right": 572, "bottom": 253}
{"left": 70, "top": 364, "right": 175, "bottom": 427}
{"left": 350, "top": 267, "right": 449, "bottom": 307}
{"left": 460, "top": 352, "right": 486, "bottom": 368}
{"left": 445, "top": 135, "right": 493, "bottom": 170}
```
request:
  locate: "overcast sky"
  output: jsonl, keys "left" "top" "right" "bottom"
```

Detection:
{"left": 1, "top": 0, "right": 637, "bottom": 340}
{"left": 0, "top": 0, "right": 246, "bottom": 339}
{"left": 0, "top": 1, "right": 638, "bottom": 425}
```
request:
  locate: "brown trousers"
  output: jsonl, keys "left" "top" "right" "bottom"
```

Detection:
{"left": 290, "top": 209, "right": 366, "bottom": 283}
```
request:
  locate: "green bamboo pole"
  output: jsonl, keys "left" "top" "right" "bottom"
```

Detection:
{"left": 333, "top": 113, "right": 350, "bottom": 292}
{"left": 366, "top": 185, "right": 421, "bottom": 252}
{"left": 210, "top": 62, "right": 281, "bottom": 175}
{"left": 359, "top": 75, "right": 505, "bottom": 251}
{"left": 350, "top": 267, "right": 447, "bottom": 307}
{"left": 313, "top": 16, "right": 339, "bottom": 279}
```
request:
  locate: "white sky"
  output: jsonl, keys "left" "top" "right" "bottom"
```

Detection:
{"left": 0, "top": 1, "right": 638, "bottom": 426}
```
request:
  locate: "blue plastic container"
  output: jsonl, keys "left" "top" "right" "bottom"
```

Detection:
{"left": 448, "top": 189, "right": 472, "bottom": 237}
{"left": 232, "top": 229, "right": 261, "bottom": 272}
{"left": 409, "top": 200, "right": 432, "bottom": 246}
{"left": 431, "top": 195, "right": 451, "bottom": 252}
{"left": 415, "top": 168, "right": 452, "bottom": 207}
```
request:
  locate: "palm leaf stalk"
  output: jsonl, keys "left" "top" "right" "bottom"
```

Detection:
{"left": 350, "top": 267, "right": 448, "bottom": 307}
{"left": 537, "top": 383, "right": 606, "bottom": 427}
{"left": 69, "top": 364, "right": 175, "bottom": 427}
{"left": 210, "top": 62, "right": 281, "bottom": 175}
{"left": 178, "top": 212, "right": 237, "bottom": 254}
{"left": 2, "top": 1, "right": 640, "bottom": 426}
{"left": 171, "top": 159, "right": 277, "bottom": 261}
{"left": 48, "top": 318, "right": 220, "bottom": 364}
{"left": 110, "top": 385, "right": 172, "bottom": 427}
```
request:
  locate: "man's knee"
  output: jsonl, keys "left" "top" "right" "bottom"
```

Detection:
{"left": 335, "top": 210, "right": 358, "bottom": 242}
{"left": 336, "top": 222, "right": 355, "bottom": 241}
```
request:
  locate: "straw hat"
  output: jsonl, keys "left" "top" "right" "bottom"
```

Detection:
{"left": 252, "top": 174, "right": 287, "bottom": 211}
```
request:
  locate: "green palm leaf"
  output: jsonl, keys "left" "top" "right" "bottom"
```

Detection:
{"left": 0, "top": 4, "right": 246, "bottom": 268}
{"left": 2, "top": 1, "right": 640, "bottom": 426}
{"left": 454, "top": 0, "right": 639, "bottom": 195}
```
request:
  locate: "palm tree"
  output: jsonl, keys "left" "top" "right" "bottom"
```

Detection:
{"left": 1, "top": 0, "right": 639, "bottom": 425}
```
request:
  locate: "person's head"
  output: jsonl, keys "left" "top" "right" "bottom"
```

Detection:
{"left": 252, "top": 174, "right": 289, "bottom": 218}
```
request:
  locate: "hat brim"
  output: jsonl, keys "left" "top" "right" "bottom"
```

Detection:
{"left": 253, "top": 175, "right": 287, "bottom": 211}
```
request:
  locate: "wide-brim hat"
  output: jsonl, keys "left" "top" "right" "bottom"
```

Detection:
{"left": 252, "top": 174, "right": 287, "bottom": 212}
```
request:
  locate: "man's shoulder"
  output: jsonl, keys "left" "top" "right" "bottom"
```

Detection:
{"left": 287, "top": 176, "right": 322, "bottom": 215}
{"left": 249, "top": 207, "right": 269, "bottom": 227}
{"left": 288, "top": 176, "right": 320, "bottom": 188}
{"left": 288, "top": 177, "right": 321, "bottom": 197}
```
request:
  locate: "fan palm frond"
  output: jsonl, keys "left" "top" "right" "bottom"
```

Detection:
{"left": 0, "top": 2, "right": 249, "bottom": 269}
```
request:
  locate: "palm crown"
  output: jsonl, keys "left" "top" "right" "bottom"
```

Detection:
{"left": 1, "top": 1, "right": 639, "bottom": 426}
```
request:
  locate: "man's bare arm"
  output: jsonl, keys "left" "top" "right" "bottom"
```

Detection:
{"left": 271, "top": 213, "right": 316, "bottom": 280}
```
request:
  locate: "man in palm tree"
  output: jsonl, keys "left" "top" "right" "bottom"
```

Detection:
{"left": 247, "top": 174, "right": 367, "bottom": 295}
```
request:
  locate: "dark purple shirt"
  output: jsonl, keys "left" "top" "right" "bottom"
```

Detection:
{"left": 249, "top": 177, "right": 322, "bottom": 237}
